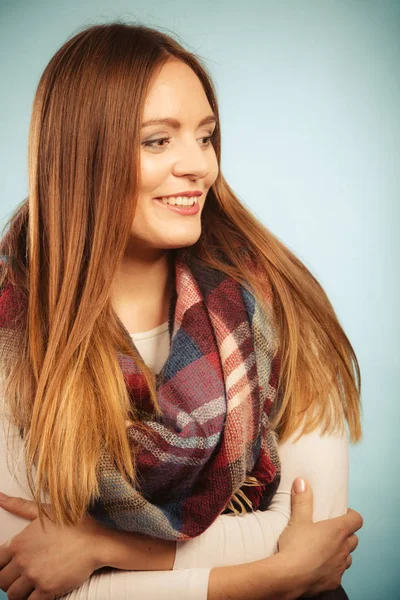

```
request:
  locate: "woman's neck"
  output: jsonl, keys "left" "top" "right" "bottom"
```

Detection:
{"left": 111, "top": 248, "right": 175, "bottom": 334}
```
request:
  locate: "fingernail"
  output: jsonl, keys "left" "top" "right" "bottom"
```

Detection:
{"left": 0, "top": 492, "right": 9, "bottom": 501}
{"left": 293, "top": 477, "right": 306, "bottom": 494}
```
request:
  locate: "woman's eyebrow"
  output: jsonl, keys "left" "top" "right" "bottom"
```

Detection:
{"left": 141, "top": 114, "right": 217, "bottom": 128}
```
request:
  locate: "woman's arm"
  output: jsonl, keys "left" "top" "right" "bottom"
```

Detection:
{"left": 60, "top": 554, "right": 300, "bottom": 600}
{"left": 58, "top": 423, "right": 349, "bottom": 599}
{"left": 0, "top": 417, "right": 349, "bottom": 599}
{"left": 57, "top": 421, "right": 353, "bottom": 600}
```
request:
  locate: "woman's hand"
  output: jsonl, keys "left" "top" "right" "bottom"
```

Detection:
{"left": 277, "top": 477, "right": 363, "bottom": 596}
{"left": 0, "top": 492, "right": 107, "bottom": 600}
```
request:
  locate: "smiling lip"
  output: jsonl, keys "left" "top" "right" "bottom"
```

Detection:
{"left": 154, "top": 191, "right": 203, "bottom": 199}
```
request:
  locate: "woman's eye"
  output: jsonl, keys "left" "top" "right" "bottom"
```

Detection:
{"left": 142, "top": 137, "right": 171, "bottom": 149}
{"left": 200, "top": 133, "right": 216, "bottom": 146}
{"left": 142, "top": 132, "right": 216, "bottom": 150}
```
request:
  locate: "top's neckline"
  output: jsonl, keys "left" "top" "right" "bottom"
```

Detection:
{"left": 129, "top": 320, "right": 169, "bottom": 341}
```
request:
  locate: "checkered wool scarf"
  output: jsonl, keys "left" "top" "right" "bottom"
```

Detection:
{"left": 0, "top": 248, "right": 281, "bottom": 541}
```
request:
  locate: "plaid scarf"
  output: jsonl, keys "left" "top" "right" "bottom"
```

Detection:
{"left": 0, "top": 249, "right": 281, "bottom": 541}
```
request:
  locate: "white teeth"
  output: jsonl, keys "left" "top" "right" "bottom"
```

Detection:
{"left": 159, "top": 196, "right": 198, "bottom": 206}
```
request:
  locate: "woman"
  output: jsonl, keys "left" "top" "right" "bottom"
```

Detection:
{"left": 0, "top": 22, "right": 362, "bottom": 599}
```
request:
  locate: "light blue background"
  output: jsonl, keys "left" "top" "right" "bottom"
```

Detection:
{"left": 1, "top": 1, "right": 399, "bottom": 598}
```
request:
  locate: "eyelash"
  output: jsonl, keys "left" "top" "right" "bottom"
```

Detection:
{"left": 142, "top": 132, "right": 217, "bottom": 150}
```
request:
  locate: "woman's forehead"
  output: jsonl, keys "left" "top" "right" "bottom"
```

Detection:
{"left": 142, "top": 60, "right": 212, "bottom": 124}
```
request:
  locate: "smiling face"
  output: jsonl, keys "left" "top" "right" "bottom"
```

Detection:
{"left": 131, "top": 58, "right": 219, "bottom": 251}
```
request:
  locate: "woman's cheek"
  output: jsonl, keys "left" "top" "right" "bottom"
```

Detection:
{"left": 207, "top": 154, "right": 219, "bottom": 186}
{"left": 139, "top": 155, "right": 171, "bottom": 193}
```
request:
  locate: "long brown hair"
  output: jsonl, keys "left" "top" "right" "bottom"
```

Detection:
{"left": 0, "top": 22, "right": 362, "bottom": 528}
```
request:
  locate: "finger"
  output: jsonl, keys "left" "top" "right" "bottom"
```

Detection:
{"left": 290, "top": 478, "right": 314, "bottom": 523}
{"left": 333, "top": 507, "right": 363, "bottom": 536}
{"left": 345, "top": 507, "right": 364, "bottom": 532}
{"left": 0, "top": 558, "right": 21, "bottom": 594}
{"left": 0, "top": 495, "right": 40, "bottom": 521}
{"left": 347, "top": 533, "right": 359, "bottom": 553}
{"left": 27, "top": 589, "right": 54, "bottom": 600}
{"left": 5, "top": 574, "right": 36, "bottom": 600}
{"left": 0, "top": 539, "right": 12, "bottom": 569}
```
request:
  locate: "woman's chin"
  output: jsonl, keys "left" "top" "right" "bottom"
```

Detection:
{"left": 159, "top": 231, "right": 202, "bottom": 250}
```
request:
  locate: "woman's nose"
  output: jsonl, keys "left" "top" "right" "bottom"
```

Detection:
{"left": 172, "top": 139, "right": 209, "bottom": 180}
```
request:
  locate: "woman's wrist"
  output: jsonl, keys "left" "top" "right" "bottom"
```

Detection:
{"left": 94, "top": 525, "right": 177, "bottom": 571}
{"left": 208, "top": 553, "right": 307, "bottom": 600}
